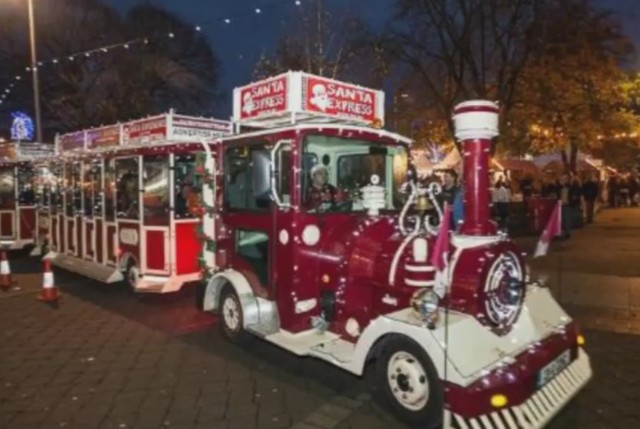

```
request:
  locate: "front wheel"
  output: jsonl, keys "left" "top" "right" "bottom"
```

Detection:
{"left": 218, "top": 285, "right": 253, "bottom": 345}
{"left": 373, "top": 336, "right": 443, "bottom": 428}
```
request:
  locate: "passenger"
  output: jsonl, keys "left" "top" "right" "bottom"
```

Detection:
{"left": 306, "top": 164, "right": 338, "bottom": 210}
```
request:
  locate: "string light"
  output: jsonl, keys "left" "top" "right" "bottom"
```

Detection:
{"left": 1, "top": 0, "right": 317, "bottom": 108}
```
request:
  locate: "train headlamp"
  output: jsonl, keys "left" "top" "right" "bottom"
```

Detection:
{"left": 410, "top": 289, "right": 440, "bottom": 329}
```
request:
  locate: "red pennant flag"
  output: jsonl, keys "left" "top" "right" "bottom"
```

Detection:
{"left": 534, "top": 200, "right": 562, "bottom": 258}
{"left": 431, "top": 203, "right": 452, "bottom": 271}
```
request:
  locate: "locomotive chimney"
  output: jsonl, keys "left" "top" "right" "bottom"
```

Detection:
{"left": 452, "top": 100, "right": 499, "bottom": 236}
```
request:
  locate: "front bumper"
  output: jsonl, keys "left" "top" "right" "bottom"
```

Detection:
{"left": 445, "top": 347, "right": 592, "bottom": 429}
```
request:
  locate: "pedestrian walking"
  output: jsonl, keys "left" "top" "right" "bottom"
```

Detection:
{"left": 582, "top": 174, "right": 599, "bottom": 224}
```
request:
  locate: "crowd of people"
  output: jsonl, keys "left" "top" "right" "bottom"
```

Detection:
{"left": 414, "top": 168, "right": 639, "bottom": 237}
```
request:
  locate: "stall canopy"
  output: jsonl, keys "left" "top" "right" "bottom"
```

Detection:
{"left": 541, "top": 159, "right": 599, "bottom": 173}
{"left": 492, "top": 158, "right": 539, "bottom": 175}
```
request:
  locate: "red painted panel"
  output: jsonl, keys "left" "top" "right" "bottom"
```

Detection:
{"left": 58, "top": 216, "right": 64, "bottom": 253}
{"left": 106, "top": 224, "right": 117, "bottom": 263}
{"left": 19, "top": 208, "right": 36, "bottom": 240}
{"left": 117, "top": 221, "right": 140, "bottom": 266}
{"left": 66, "top": 220, "right": 75, "bottom": 253}
{"left": 175, "top": 222, "right": 200, "bottom": 275}
{"left": 85, "top": 222, "right": 94, "bottom": 259}
{"left": 51, "top": 217, "right": 58, "bottom": 249}
{"left": 0, "top": 212, "right": 14, "bottom": 238}
{"left": 38, "top": 212, "right": 50, "bottom": 242}
{"left": 76, "top": 217, "right": 83, "bottom": 256}
{"left": 145, "top": 230, "right": 166, "bottom": 271}
{"left": 95, "top": 219, "right": 103, "bottom": 263}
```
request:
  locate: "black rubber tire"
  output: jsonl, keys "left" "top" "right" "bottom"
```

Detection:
{"left": 218, "top": 284, "right": 253, "bottom": 345}
{"left": 372, "top": 335, "right": 443, "bottom": 428}
{"left": 124, "top": 259, "right": 139, "bottom": 291}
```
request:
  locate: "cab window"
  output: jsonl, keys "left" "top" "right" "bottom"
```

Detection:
{"left": 224, "top": 143, "right": 270, "bottom": 211}
{"left": 302, "top": 135, "right": 408, "bottom": 213}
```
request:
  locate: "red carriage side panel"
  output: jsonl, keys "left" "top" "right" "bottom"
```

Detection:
{"left": 19, "top": 208, "right": 36, "bottom": 240}
{"left": 175, "top": 222, "right": 200, "bottom": 275}
{"left": 106, "top": 224, "right": 117, "bottom": 264}
{"left": 118, "top": 222, "right": 140, "bottom": 267}
{"left": 66, "top": 219, "right": 75, "bottom": 253}
{"left": 51, "top": 216, "right": 58, "bottom": 249}
{"left": 145, "top": 229, "right": 166, "bottom": 271}
{"left": 0, "top": 212, "right": 14, "bottom": 238}
{"left": 38, "top": 213, "right": 50, "bottom": 243}
{"left": 95, "top": 219, "right": 103, "bottom": 263}
{"left": 76, "top": 218, "right": 83, "bottom": 256}
{"left": 84, "top": 222, "right": 94, "bottom": 259}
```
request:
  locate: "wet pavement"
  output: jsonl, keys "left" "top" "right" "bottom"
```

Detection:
{"left": 0, "top": 207, "right": 639, "bottom": 428}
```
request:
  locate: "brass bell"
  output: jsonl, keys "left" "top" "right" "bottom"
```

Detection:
{"left": 416, "top": 195, "right": 429, "bottom": 211}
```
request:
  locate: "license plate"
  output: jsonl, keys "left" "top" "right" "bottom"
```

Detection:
{"left": 537, "top": 350, "right": 571, "bottom": 388}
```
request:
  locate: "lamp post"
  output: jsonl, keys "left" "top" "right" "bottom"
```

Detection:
{"left": 27, "top": 0, "right": 42, "bottom": 142}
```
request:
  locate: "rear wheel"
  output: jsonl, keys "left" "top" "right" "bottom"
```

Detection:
{"left": 218, "top": 284, "right": 253, "bottom": 345}
{"left": 125, "top": 260, "right": 139, "bottom": 291}
{"left": 372, "top": 336, "right": 443, "bottom": 428}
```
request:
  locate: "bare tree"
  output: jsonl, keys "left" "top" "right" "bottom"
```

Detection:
{"left": 253, "top": 0, "right": 386, "bottom": 86}
{"left": 386, "top": 0, "right": 549, "bottom": 137}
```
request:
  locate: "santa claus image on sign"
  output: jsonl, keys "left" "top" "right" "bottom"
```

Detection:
{"left": 309, "top": 83, "right": 331, "bottom": 111}
{"left": 242, "top": 91, "right": 255, "bottom": 116}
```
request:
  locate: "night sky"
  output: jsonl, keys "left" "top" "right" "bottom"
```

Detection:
{"left": 104, "top": 0, "right": 640, "bottom": 116}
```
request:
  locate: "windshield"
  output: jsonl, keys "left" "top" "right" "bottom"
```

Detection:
{"left": 302, "top": 135, "right": 408, "bottom": 213}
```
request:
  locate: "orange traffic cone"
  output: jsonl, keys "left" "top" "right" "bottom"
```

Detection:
{"left": 36, "top": 259, "right": 60, "bottom": 303}
{"left": 0, "top": 251, "right": 13, "bottom": 291}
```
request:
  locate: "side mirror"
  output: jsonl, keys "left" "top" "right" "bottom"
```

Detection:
{"left": 252, "top": 150, "right": 272, "bottom": 199}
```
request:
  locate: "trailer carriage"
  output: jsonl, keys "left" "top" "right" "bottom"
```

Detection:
{"left": 0, "top": 141, "right": 55, "bottom": 250}
{"left": 41, "top": 112, "right": 231, "bottom": 293}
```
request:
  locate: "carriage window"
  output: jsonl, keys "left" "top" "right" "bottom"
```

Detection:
{"left": 224, "top": 143, "right": 270, "bottom": 211}
{"left": 174, "top": 154, "right": 200, "bottom": 219}
{"left": 34, "top": 166, "right": 51, "bottom": 207}
{"left": 92, "top": 160, "right": 103, "bottom": 217}
{"left": 17, "top": 165, "right": 36, "bottom": 206}
{"left": 0, "top": 167, "right": 15, "bottom": 210}
{"left": 105, "top": 160, "right": 115, "bottom": 221}
{"left": 65, "top": 163, "right": 81, "bottom": 216}
{"left": 143, "top": 155, "right": 169, "bottom": 224}
{"left": 82, "top": 163, "right": 93, "bottom": 217}
{"left": 49, "top": 163, "right": 62, "bottom": 214}
{"left": 116, "top": 157, "right": 139, "bottom": 220}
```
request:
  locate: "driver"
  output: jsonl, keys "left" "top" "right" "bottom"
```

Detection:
{"left": 306, "top": 164, "right": 339, "bottom": 210}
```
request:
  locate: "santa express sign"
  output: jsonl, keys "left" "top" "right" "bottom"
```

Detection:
{"left": 233, "top": 72, "right": 385, "bottom": 127}
{"left": 235, "top": 75, "right": 288, "bottom": 121}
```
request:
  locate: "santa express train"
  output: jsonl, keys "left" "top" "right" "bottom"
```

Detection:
{"left": 38, "top": 72, "right": 591, "bottom": 428}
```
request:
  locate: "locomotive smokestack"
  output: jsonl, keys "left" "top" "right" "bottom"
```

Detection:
{"left": 452, "top": 100, "right": 499, "bottom": 236}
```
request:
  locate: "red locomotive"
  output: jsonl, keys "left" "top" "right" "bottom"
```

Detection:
{"left": 201, "top": 73, "right": 592, "bottom": 428}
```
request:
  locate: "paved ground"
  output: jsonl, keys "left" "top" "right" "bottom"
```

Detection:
{"left": 0, "top": 208, "right": 639, "bottom": 429}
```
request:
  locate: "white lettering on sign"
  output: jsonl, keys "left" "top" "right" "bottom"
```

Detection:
{"left": 239, "top": 76, "right": 288, "bottom": 119}
{"left": 119, "top": 228, "right": 139, "bottom": 246}
{"left": 304, "top": 76, "right": 378, "bottom": 123}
